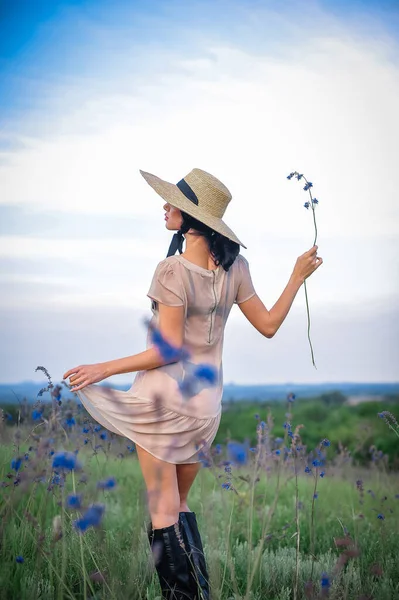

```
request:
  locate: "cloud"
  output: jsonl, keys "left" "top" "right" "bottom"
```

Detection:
{"left": 1, "top": 0, "right": 398, "bottom": 382}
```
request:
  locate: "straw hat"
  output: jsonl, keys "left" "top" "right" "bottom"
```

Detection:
{"left": 139, "top": 168, "right": 247, "bottom": 250}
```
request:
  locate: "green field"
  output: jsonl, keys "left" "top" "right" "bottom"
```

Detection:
{"left": 1, "top": 394, "right": 398, "bottom": 599}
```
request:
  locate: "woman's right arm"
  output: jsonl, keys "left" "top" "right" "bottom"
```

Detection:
{"left": 238, "top": 245, "right": 323, "bottom": 338}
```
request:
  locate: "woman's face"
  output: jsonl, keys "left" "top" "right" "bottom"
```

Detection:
{"left": 163, "top": 202, "right": 183, "bottom": 231}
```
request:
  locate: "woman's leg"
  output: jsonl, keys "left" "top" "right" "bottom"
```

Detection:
{"left": 176, "top": 462, "right": 202, "bottom": 512}
{"left": 135, "top": 444, "right": 180, "bottom": 528}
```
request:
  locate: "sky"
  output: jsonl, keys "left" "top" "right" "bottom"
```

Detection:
{"left": 1, "top": 0, "right": 398, "bottom": 386}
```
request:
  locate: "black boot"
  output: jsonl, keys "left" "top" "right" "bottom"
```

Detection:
{"left": 147, "top": 519, "right": 195, "bottom": 599}
{"left": 179, "top": 512, "right": 211, "bottom": 600}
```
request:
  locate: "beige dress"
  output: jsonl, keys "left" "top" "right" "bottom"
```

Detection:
{"left": 76, "top": 253, "right": 256, "bottom": 464}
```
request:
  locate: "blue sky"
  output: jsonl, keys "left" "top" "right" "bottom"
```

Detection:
{"left": 1, "top": 0, "right": 398, "bottom": 385}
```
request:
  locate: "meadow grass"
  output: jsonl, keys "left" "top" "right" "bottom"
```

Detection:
{"left": 1, "top": 400, "right": 398, "bottom": 600}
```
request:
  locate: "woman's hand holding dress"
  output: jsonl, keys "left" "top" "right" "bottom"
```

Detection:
{"left": 63, "top": 363, "right": 108, "bottom": 392}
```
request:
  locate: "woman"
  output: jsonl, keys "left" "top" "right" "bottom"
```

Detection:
{"left": 63, "top": 167, "right": 323, "bottom": 599}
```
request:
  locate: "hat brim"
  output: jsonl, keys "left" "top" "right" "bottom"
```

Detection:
{"left": 139, "top": 170, "right": 247, "bottom": 249}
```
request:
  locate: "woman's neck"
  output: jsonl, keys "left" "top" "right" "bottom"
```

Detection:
{"left": 181, "top": 231, "right": 217, "bottom": 270}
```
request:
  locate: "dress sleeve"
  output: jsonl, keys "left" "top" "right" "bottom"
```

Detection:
{"left": 147, "top": 260, "right": 185, "bottom": 307}
{"left": 234, "top": 255, "right": 256, "bottom": 304}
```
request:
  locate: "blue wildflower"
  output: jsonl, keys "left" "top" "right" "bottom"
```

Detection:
{"left": 303, "top": 182, "right": 313, "bottom": 191}
{"left": 65, "top": 417, "right": 76, "bottom": 427}
{"left": 94, "top": 425, "right": 101, "bottom": 432}
{"left": 296, "top": 174, "right": 303, "bottom": 180}
{"left": 320, "top": 471, "right": 325, "bottom": 478}
{"left": 74, "top": 503, "right": 105, "bottom": 533}
{"left": 100, "top": 432, "right": 108, "bottom": 441}
{"left": 150, "top": 326, "right": 184, "bottom": 362}
{"left": 313, "top": 493, "right": 318, "bottom": 499}
{"left": 275, "top": 437, "right": 283, "bottom": 444}
{"left": 275, "top": 450, "right": 281, "bottom": 455}
{"left": 193, "top": 364, "right": 217, "bottom": 385}
{"left": 287, "top": 393, "right": 296, "bottom": 402}
{"left": 84, "top": 439, "right": 89, "bottom": 445}
{"left": 52, "top": 451, "right": 82, "bottom": 471}
{"left": 321, "top": 572, "right": 330, "bottom": 588}
{"left": 66, "top": 493, "right": 82, "bottom": 509}
{"left": 126, "top": 444, "right": 135, "bottom": 453}
{"left": 322, "top": 439, "right": 331, "bottom": 447}
{"left": 283, "top": 422, "right": 291, "bottom": 429}
{"left": 32, "top": 410, "right": 42, "bottom": 421}
{"left": 377, "top": 513, "right": 385, "bottom": 520}
{"left": 222, "top": 482, "right": 231, "bottom": 490}
{"left": 215, "top": 444, "right": 222, "bottom": 454}
{"left": 260, "top": 421, "right": 266, "bottom": 429}
{"left": 249, "top": 447, "right": 257, "bottom": 452}
{"left": 227, "top": 441, "right": 247, "bottom": 465}
{"left": 82, "top": 426, "right": 90, "bottom": 433}
{"left": 312, "top": 459, "right": 323, "bottom": 468}
{"left": 313, "top": 198, "right": 319, "bottom": 204}
{"left": 304, "top": 466, "right": 311, "bottom": 474}
{"left": 15, "top": 556, "right": 24, "bottom": 564}
{"left": 97, "top": 477, "right": 117, "bottom": 490}
{"left": 254, "top": 413, "right": 260, "bottom": 420}
{"left": 304, "top": 202, "right": 310, "bottom": 209}
{"left": 11, "top": 457, "right": 22, "bottom": 472}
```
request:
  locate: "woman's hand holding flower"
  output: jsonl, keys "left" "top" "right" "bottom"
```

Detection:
{"left": 292, "top": 245, "right": 323, "bottom": 284}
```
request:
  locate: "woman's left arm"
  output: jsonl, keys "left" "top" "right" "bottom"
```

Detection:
{"left": 64, "top": 303, "right": 184, "bottom": 391}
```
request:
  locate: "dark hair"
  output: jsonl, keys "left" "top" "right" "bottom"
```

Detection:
{"left": 179, "top": 211, "right": 240, "bottom": 271}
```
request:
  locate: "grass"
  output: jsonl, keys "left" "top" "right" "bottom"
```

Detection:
{"left": 1, "top": 403, "right": 398, "bottom": 600}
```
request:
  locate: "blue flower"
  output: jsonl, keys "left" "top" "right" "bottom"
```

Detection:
{"left": 32, "top": 410, "right": 42, "bottom": 421}
{"left": 313, "top": 493, "right": 318, "bottom": 499}
{"left": 249, "top": 447, "right": 257, "bottom": 452}
{"left": 65, "top": 417, "right": 76, "bottom": 427}
{"left": 304, "top": 202, "right": 310, "bottom": 209}
{"left": 66, "top": 493, "right": 82, "bottom": 509}
{"left": 94, "top": 425, "right": 102, "bottom": 432}
{"left": 275, "top": 437, "right": 283, "bottom": 444}
{"left": 15, "top": 556, "right": 24, "bottom": 564}
{"left": 377, "top": 513, "right": 385, "bottom": 520}
{"left": 287, "top": 393, "right": 296, "bottom": 402}
{"left": 82, "top": 426, "right": 90, "bottom": 433}
{"left": 100, "top": 432, "right": 108, "bottom": 441}
{"left": 150, "top": 326, "right": 184, "bottom": 362}
{"left": 215, "top": 444, "right": 222, "bottom": 454}
{"left": 260, "top": 421, "right": 266, "bottom": 429}
{"left": 312, "top": 459, "right": 323, "bottom": 468}
{"left": 126, "top": 444, "right": 135, "bottom": 453}
{"left": 303, "top": 182, "right": 313, "bottom": 191}
{"left": 222, "top": 482, "right": 231, "bottom": 490}
{"left": 74, "top": 503, "right": 105, "bottom": 533}
{"left": 275, "top": 450, "right": 281, "bottom": 455}
{"left": 304, "top": 466, "right": 311, "bottom": 474}
{"left": 321, "top": 573, "right": 330, "bottom": 588}
{"left": 11, "top": 457, "right": 22, "bottom": 472}
{"left": 97, "top": 477, "right": 117, "bottom": 490}
{"left": 84, "top": 439, "right": 89, "bottom": 445}
{"left": 322, "top": 438, "right": 331, "bottom": 447}
{"left": 227, "top": 441, "right": 247, "bottom": 465}
{"left": 52, "top": 451, "right": 82, "bottom": 471}
{"left": 313, "top": 198, "right": 319, "bottom": 204}
{"left": 193, "top": 364, "right": 217, "bottom": 385}
{"left": 320, "top": 471, "right": 325, "bottom": 478}
{"left": 254, "top": 413, "right": 260, "bottom": 420}
{"left": 296, "top": 174, "right": 303, "bottom": 180}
